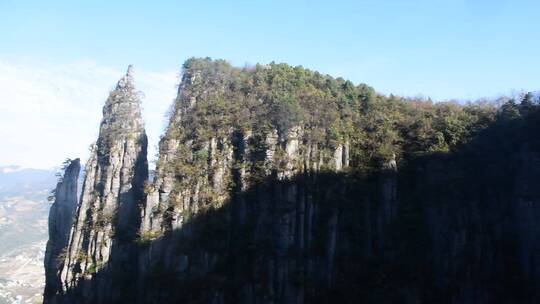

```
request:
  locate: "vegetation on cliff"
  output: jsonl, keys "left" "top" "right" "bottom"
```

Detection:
{"left": 161, "top": 57, "right": 505, "bottom": 191}
{"left": 45, "top": 58, "right": 540, "bottom": 304}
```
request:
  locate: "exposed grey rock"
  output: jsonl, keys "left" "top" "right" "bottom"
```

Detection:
{"left": 45, "top": 61, "right": 540, "bottom": 304}
{"left": 44, "top": 159, "right": 80, "bottom": 301}
{"left": 45, "top": 66, "right": 148, "bottom": 304}
{"left": 333, "top": 144, "right": 343, "bottom": 171}
{"left": 281, "top": 126, "right": 302, "bottom": 179}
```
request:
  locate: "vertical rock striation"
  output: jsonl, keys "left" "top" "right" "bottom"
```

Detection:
{"left": 47, "top": 66, "right": 148, "bottom": 303}
{"left": 44, "top": 159, "right": 81, "bottom": 301}
{"left": 132, "top": 59, "right": 390, "bottom": 303}
{"left": 45, "top": 58, "right": 540, "bottom": 304}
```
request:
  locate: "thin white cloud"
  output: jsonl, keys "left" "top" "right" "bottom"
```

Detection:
{"left": 0, "top": 59, "right": 178, "bottom": 169}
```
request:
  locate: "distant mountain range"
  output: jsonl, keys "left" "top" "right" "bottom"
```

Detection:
{"left": 0, "top": 166, "right": 57, "bottom": 304}
{"left": 0, "top": 166, "right": 58, "bottom": 199}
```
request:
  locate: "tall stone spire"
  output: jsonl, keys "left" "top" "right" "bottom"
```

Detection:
{"left": 114, "top": 64, "right": 135, "bottom": 90}
{"left": 46, "top": 66, "right": 148, "bottom": 303}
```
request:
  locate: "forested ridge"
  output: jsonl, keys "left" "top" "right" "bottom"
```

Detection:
{"left": 45, "top": 58, "right": 540, "bottom": 304}
{"left": 170, "top": 58, "right": 537, "bottom": 170}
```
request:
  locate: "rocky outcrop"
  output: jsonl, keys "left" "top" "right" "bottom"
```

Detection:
{"left": 44, "top": 159, "right": 80, "bottom": 300}
{"left": 45, "top": 59, "right": 540, "bottom": 304}
{"left": 45, "top": 66, "right": 148, "bottom": 303}
{"left": 128, "top": 61, "right": 401, "bottom": 303}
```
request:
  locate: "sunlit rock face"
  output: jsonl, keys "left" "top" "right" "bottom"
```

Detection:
{"left": 45, "top": 66, "right": 148, "bottom": 304}
{"left": 45, "top": 59, "right": 540, "bottom": 304}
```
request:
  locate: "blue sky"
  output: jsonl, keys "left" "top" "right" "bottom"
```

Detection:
{"left": 2, "top": 0, "right": 540, "bottom": 98}
{"left": 1, "top": 0, "right": 539, "bottom": 168}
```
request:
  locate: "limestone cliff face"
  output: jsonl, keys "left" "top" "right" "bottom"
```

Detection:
{"left": 46, "top": 66, "right": 148, "bottom": 303}
{"left": 45, "top": 59, "right": 540, "bottom": 304}
{"left": 133, "top": 62, "right": 540, "bottom": 304}
{"left": 135, "top": 66, "right": 356, "bottom": 303}
{"left": 132, "top": 62, "right": 401, "bottom": 303}
{"left": 44, "top": 159, "right": 81, "bottom": 299}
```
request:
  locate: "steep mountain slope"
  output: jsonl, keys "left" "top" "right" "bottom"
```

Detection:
{"left": 45, "top": 58, "right": 540, "bottom": 304}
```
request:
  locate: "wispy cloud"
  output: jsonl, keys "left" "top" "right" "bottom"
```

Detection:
{"left": 0, "top": 60, "right": 178, "bottom": 169}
